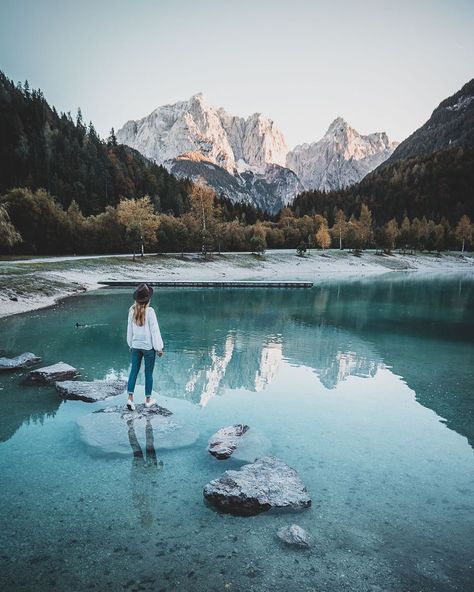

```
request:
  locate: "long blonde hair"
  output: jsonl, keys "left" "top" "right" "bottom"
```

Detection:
{"left": 132, "top": 302, "right": 148, "bottom": 327}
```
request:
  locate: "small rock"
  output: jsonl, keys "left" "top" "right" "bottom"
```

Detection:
{"left": 0, "top": 352, "right": 41, "bottom": 372}
{"left": 277, "top": 524, "right": 311, "bottom": 548}
{"left": 9, "top": 296, "right": 18, "bottom": 302}
{"left": 25, "top": 362, "right": 79, "bottom": 384}
{"left": 203, "top": 456, "right": 311, "bottom": 516}
{"left": 55, "top": 379, "right": 127, "bottom": 402}
{"left": 208, "top": 424, "right": 249, "bottom": 459}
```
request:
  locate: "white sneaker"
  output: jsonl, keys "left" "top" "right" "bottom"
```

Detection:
{"left": 127, "top": 400, "right": 136, "bottom": 411}
{"left": 144, "top": 398, "right": 156, "bottom": 408}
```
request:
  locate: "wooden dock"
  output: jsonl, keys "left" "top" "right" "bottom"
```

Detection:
{"left": 98, "top": 280, "right": 313, "bottom": 288}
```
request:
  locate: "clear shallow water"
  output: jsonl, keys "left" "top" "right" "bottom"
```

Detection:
{"left": 0, "top": 273, "right": 473, "bottom": 592}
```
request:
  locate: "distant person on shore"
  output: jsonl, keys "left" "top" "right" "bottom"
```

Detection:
{"left": 126, "top": 283, "right": 164, "bottom": 411}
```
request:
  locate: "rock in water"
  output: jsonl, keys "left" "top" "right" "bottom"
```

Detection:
{"left": 77, "top": 404, "right": 199, "bottom": 457}
{"left": 0, "top": 352, "right": 41, "bottom": 372}
{"left": 208, "top": 424, "right": 249, "bottom": 459}
{"left": 277, "top": 524, "right": 311, "bottom": 548}
{"left": 55, "top": 379, "right": 127, "bottom": 402}
{"left": 25, "top": 362, "right": 79, "bottom": 384}
{"left": 203, "top": 456, "right": 311, "bottom": 516}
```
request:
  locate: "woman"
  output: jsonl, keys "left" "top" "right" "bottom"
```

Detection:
{"left": 126, "top": 283, "right": 164, "bottom": 411}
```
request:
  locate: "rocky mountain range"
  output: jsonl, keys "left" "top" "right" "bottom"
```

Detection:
{"left": 117, "top": 94, "right": 397, "bottom": 212}
{"left": 287, "top": 117, "right": 397, "bottom": 192}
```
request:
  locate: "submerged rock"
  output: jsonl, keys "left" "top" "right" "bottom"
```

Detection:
{"left": 207, "top": 424, "right": 272, "bottom": 461}
{"left": 208, "top": 424, "right": 249, "bottom": 459}
{"left": 277, "top": 524, "right": 311, "bottom": 548}
{"left": 25, "top": 362, "right": 79, "bottom": 384}
{"left": 0, "top": 352, "right": 41, "bottom": 372}
{"left": 104, "top": 403, "right": 173, "bottom": 418}
{"left": 77, "top": 404, "right": 199, "bottom": 457}
{"left": 56, "top": 379, "right": 127, "bottom": 402}
{"left": 203, "top": 456, "right": 311, "bottom": 516}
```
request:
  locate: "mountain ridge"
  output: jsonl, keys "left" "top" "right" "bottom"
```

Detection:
{"left": 117, "top": 95, "right": 397, "bottom": 211}
{"left": 385, "top": 78, "right": 474, "bottom": 165}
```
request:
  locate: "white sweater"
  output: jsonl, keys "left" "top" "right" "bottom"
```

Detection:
{"left": 127, "top": 305, "right": 164, "bottom": 351}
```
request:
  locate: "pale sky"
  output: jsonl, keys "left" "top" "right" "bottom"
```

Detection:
{"left": 1, "top": 0, "right": 473, "bottom": 147}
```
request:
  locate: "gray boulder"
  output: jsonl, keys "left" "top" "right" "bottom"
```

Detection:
{"left": 203, "top": 456, "right": 311, "bottom": 516}
{"left": 25, "top": 362, "right": 79, "bottom": 384}
{"left": 56, "top": 379, "right": 127, "bottom": 402}
{"left": 0, "top": 352, "right": 41, "bottom": 372}
{"left": 208, "top": 424, "right": 272, "bottom": 461}
{"left": 277, "top": 524, "right": 311, "bottom": 548}
{"left": 77, "top": 404, "right": 199, "bottom": 457}
{"left": 208, "top": 424, "right": 249, "bottom": 459}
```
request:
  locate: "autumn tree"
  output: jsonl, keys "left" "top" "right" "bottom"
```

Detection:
{"left": 399, "top": 216, "right": 411, "bottom": 253}
{"left": 117, "top": 196, "right": 159, "bottom": 260}
{"left": 383, "top": 218, "right": 399, "bottom": 254}
{"left": 0, "top": 204, "right": 22, "bottom": 249}
{"left": 357, "top": 204, "right": 374, "bottom": 249}
{"left": 67, "top": 200, "right": 86, "bottom": 254}
{"left": 263, "top": 224, "right": 285, "bottom": 249}
{"left": 315, "top": 221, "right": 331, "bottom": 249}
{"left": 455, "top": 215, "right": 472, "bottom": 252}
{"left": 189, "top": 180, "right": 218, "bottom": 256}
{"left": 330, "top": 209, "right": 348, "bottom": 250}
{"left": 248, "top": 223, "right": 267, "bottom": 256}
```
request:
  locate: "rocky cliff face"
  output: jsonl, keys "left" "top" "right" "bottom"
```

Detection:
{"left": 286, "top": 117, "right": 398, "bottom": 192}
{"left": 117, "top": 93, "right": 288, "bottom": 173}
{"left": 168, "top": 157, "right": 303, "bottom": 212}
{"left": 117, "top": 96, "right": 396, "bottom": 211}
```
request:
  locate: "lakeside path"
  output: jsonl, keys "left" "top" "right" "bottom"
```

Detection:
{"left": 1, "top": 249, "right": 473, "bottom": 319}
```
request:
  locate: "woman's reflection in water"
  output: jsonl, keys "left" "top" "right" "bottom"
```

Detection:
{"left": 127, "top": 417, "right": 163, "bottom": 527}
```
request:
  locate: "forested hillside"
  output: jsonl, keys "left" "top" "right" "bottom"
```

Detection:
{"left": 0, "top": 71, "right": 191, "bottom": 216}
{"left": 292, "top": 146, "right": 474, "bottom": 225}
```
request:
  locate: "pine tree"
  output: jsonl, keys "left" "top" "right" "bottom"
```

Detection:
{"left": 108, "top": 127, "right": 117, "bottom": 147}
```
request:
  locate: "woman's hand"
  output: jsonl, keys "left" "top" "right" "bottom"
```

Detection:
{"left": 158, "top": 349, "right": 164, "bottom": 357}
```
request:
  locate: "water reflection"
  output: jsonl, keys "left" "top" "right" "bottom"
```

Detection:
{"left": 0, "top": 274, "right": 473, "bottom": 445}
{"left": 127, "top": 418, "right": 163, "bottom": 528}
{"left": 0, "top": 380, "right": 61, "bottom": 442}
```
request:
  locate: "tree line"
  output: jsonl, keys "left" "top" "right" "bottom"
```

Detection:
{"left": 1, "top": 186, "right": 472, "bottom": 256}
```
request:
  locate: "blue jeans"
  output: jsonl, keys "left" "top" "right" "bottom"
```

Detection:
{"left": 127, "top": 348, "right": 156, "bottom": 397}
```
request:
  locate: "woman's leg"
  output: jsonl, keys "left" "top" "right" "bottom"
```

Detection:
{"left": 143, "top": 349, "right": 156, "bottom": 398}
{"left": 127, "top": 349, "right": 143, "bottom": 399}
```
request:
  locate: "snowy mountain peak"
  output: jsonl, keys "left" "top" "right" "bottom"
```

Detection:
{"left": 325, "top": 116, "right": 350, "bottom": 135}
{"left": 116, "top": 94, "right": 287, "bottom": 174}
{"left": 287, "top": 120, "right": 398, "bottom": 192}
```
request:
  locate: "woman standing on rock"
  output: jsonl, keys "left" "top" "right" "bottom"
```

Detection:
{"left": 126, "top": 283, "right": 164, "bottom": 411}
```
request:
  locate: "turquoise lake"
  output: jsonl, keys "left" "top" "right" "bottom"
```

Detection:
{"left": 0, "top": 274, "right": 473, "bottom": 592}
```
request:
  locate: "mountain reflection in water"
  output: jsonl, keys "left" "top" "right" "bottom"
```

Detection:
{"left": 0, "top": 273, "right": 472, "bottom": 445}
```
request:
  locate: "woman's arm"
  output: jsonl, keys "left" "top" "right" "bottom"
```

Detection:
{"left": 127, "top": 307, "right": 133, "bottom": 348}
{"left": 149, "top": 308, "right": 164, "bottom": 352}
